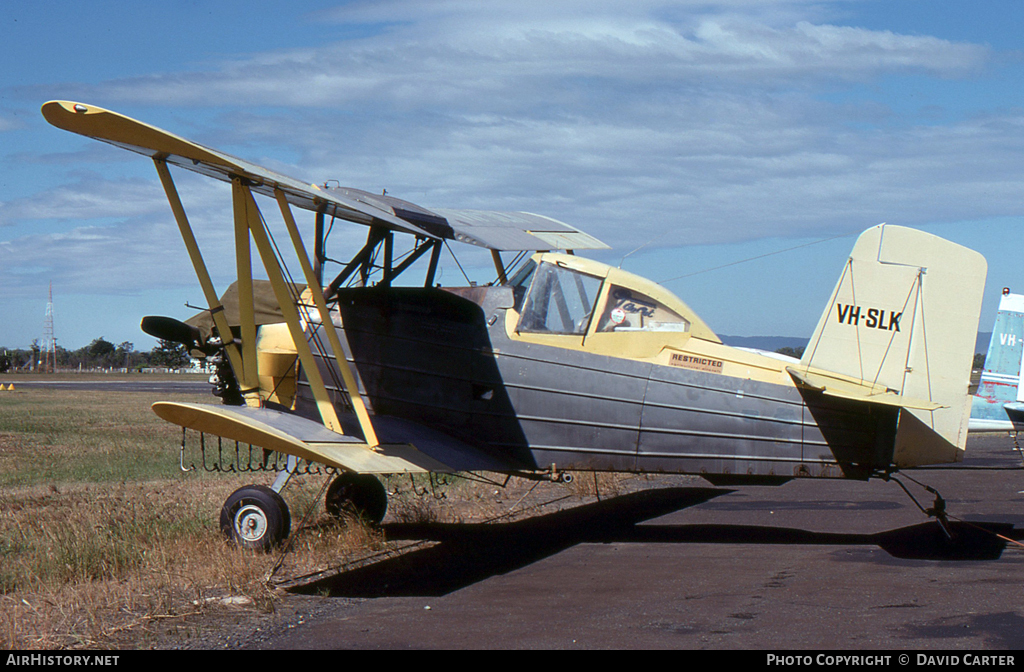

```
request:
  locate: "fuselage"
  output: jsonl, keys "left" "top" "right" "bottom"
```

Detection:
{"left": 290, "top": 281, "right": 899, "bottom": 482}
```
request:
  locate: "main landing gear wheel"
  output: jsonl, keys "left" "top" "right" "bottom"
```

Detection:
{"left": 325, "top": 472, "right": 388, "bottom": 525}
{"left": 220, "top": 485, "right": 291, "bottom": 552}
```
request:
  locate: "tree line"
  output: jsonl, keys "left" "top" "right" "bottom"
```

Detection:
{"left": 3, "top": 340, "right": 986, "bottom": 374}
{"left": 0, "top": 338, "right": 190, "bottom": 373}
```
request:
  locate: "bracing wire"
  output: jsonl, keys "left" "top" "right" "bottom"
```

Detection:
{"left": 658, "top": 231, "right": 855, "bottom": 285}
{"left": 444, "top": 240, "right": 473, "bottom": 285}
{"left": 257, "top": 203, "right": 351, "bottom": 409}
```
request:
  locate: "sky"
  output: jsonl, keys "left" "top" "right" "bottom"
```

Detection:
{"left": 2, "top": 0, "right": 1024, "bottom": 351}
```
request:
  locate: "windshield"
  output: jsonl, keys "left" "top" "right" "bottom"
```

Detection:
{"left": 517, "top": 261, "right": 602, "bottom": 335}
{"left": 509, "top": 259, "right": 537, "bottom": 312}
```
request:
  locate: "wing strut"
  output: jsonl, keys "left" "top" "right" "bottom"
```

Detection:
{"left": 232, "top": 179, "right": 260, "bottom": 399}
{"left": 323, "top": 228, "right": 444, "bottom": 298}
{"left": 273, "top": 188, "right": 380, "bottom": 447}
{"left": 492, "top": 250, "right": 508, "bottom": 284}
{"left": 153, "top": 159, "right": 246, "bottom": 383}
{"left": 154, "top": 159, "right": 380, "bottom": 447}
{"left": 233, "top": 179, "right": 343, "bottom": 434}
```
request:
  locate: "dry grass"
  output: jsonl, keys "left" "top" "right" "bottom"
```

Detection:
{"left": 0, "top": 470, "right": 400, "bottom": 648}
{"left": 0, "top": 387, "right": 393, "bottom": 649}
{"left": 4, "top": 479, "right": 237, "bottom": 648}
{"left": 0, "top": 385, "right": 632, "bottom": 649}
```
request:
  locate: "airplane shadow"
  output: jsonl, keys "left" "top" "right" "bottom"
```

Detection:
{"left": 288, "top": 486, "right": 1017, "bottom": 598}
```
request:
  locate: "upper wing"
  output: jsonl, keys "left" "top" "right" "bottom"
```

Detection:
{"left": 41, "top": 100, "right": 607, "bottom": 251}
{"left": 42, "top": 100, "right": 434, "bottom": 238}
{"left": 435, "top": 209, "right": 608, "bottom": 252}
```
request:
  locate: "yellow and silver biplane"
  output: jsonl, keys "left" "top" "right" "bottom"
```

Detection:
{"left": 43, "top": 101, "right": 987, "bottom": 550}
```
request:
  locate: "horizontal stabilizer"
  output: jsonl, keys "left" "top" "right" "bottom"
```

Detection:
{"left": 786, "top": 367, "right": 944, "bottom": 410}
{"left": 1004, "top": 402, "right": 1024, "bottom": 425}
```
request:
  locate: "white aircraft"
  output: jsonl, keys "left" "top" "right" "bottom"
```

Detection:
{"left": 969, "top": 288, "right": 1024, "bottom": 434}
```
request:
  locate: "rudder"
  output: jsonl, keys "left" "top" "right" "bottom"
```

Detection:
{"left": 799, "top": 224, "right": 987, "bottom": 467}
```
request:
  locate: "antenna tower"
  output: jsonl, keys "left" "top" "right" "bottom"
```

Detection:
{"left": 42, "top": 283, "right": 56, "bottom": 373}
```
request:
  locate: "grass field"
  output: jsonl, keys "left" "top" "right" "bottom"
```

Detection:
{"left": 0, "top": 383, "right": 399, "bottom": 649}
{"left": 0, "top": 387, "right": 190, "bottom": 487}
{"left": 0, "top": 379, "right": 634, "bottom": 649}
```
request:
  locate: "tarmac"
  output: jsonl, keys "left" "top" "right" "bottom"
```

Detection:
{"left": 1, "top": 378, "right": 209, "bottom": 393}
{"left": 233, "top": 432, "right": 1024, "bottom": 650}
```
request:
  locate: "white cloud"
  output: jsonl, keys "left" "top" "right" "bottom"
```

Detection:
{"left": 0, "top": 175, "right": 167, "bottom": 226}
{"left": 0, "top": 172, "right": 237, "bottom": 295}
{"left": 48, "top": 2, "right": 986, "bottom": 111}
{"left": 11, "top": 1, "right": 1018, "bottom": 301}
{"left": 23, "top": 100, "right": 1024, "bottom": 262}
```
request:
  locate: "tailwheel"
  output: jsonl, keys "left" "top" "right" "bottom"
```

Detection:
{"left": 220, "top": 485, "right": 291, "bottom": 552}
{"left": 325, "top": 472, "right": 388, "bottom": 525}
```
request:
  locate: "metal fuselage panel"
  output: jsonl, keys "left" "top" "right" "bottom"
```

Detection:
{"left": 299, "top": 286, "right": 897, "bottom": 479}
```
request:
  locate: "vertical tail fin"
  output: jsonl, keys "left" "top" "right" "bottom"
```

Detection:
{"left": 969, "top": 289, "right": 1024, "bottom": 431}
{"left": 797, "top": 224, "right": 987, "bottom": 466}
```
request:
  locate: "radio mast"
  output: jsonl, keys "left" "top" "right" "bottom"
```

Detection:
{"left": 41, "top": 283, "right": 56, "bottom": 373}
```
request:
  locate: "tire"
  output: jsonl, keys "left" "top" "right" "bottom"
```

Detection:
{"left": 220, "top": 485, "right": 291, "bottom": 551}
{"left": 325, "top": 472, "right": 388, "bottom": 525}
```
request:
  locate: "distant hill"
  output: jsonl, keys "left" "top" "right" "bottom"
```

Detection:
{"left": 976, "top": 332, "right": 991, "bottom": 354}
{"left": 722, "top": 333, "right": 993, "bottom": 355}
{"left": 718, "top": 335, "right": 807, "bottom": 352}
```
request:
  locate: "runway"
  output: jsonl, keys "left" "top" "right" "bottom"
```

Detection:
{"left": 239, "top": 433, "right": 1024, "bottom": 650}
{"left": 0, "top": 377, "right": 210, "bottom": 394}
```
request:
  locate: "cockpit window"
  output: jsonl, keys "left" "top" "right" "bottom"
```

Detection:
{"left": 595, "top": 285, "right": 690, "bottom": 333}
{"left": 509, "top": 259, "right": 537, "bottom": 313}
{"left": 517, "top": 262, "right": 602, "bottom": 335}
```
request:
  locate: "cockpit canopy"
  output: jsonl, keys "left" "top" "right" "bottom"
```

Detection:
{"left": 509, "top": 253, "right": 720, "bottom": 343}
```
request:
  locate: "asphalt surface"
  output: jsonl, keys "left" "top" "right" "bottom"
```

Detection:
{"left": 226, "top": 433, "right": 1024, "bottom": 650}
{"left": 1, "top": 377, "right": 210, "bottom": 394}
